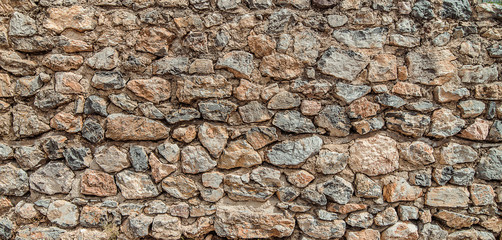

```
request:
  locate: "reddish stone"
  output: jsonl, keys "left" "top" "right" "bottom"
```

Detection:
{"left": 392, "top": 82, "right": 422, "bottom": 97}
{"left": 127, "top": 77, "right": 171, "bottom": 104}
{"left": 383, "top": 178, "right": 423, "bottom": 202}
{"left": 81, "top": 169, "right": 117, "bottom": 197}
{"left": 347, "top": 97, "right": 380, "bottom": 119}
{"left": 458, "top": 118, "right": 492, "bottom": 141}
{"left": 105, "top": 114, "right": 170, "bottom": 141}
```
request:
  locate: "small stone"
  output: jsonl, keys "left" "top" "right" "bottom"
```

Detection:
{"left": 15, "top": 75, "right": 44, "bottom": 97}
{"left": 0, "top": 163, "right": 29, "bottom": 196}
{"left": 441, "top": 0, "right": 471, "bottom": 20}
{"left": 301, "top": 100, "right": 322, "bottom": 116}
{"left": 381, "top": 222, "right": 419, "bottom": 240}
{"left": 95, "top": 146, "right": 130, "bottom": 173}
{"left": 352, "top": 117, "right": 385, "bottom": 135}
{"left": 181, "top": 145, "right": 217, "bottom": 174}
{"left": 327, "top": 14, "right": 348, "bottom": 27}
{"left": 30, "top": 161, "right": 74, "bottom": 195}
{"left": 165, "top": 107, "right": 200, "bottom": 124}
{"left": 267, "top": 136, "right": 322, "bottom": 168}
{"left": 277, "top": 187, "right": 299, "bottom": 202}
{"left": 425, "top": 186, "right": 470, "bottom": 207}
{"left": 172, "top": 125, "right": 197, "bottom": 143}
{"left": 374, "top": 207, "right": 398, "bottom": 226}
{"left": 82, "top": 118, "right": 104, "bottom": 143}
{"left": 334, "top": 82, "right": 371, "bottom": 104}
{"left": 458, "top": 100, "right": 485, "bottom": 118}
{"left": 148, "top": 153, "right": 176, "bottom": 183}
{"left": 354, "top": 173, "right": 382, "bottom": 198}
{"left": 239, "top": 101, "right": 272, "bottom": 123}
{"left": 91, "top": 71, "right": 125, "bottom": 90}
{"left": 432, "top": 32, "right": 451, "bottom": 46}
{"left": 290, "top": 79, "right": 332, "bottom": 98}
{"left": 0, "top": 143, "right": 13, "bottom": 160}
{"left": 157, "top": 142, "right": 180, "bottom": 163}
{"left": 9, "top": 12, "right": 36, "bottom": 37}
{"left": 176, "top": 75, "right": 232, "bottom": 104}
{"left": 0, "top": 50, "right": 37, "bottom": 76}
{"left": 13, "top": 104, "right": 51, "bottom": 138}
{"left": 301, "top": 187, "right": 327, "bottom": 205}
{"left": 127, "top": 77, "right": 171, "bottom": 104}
{"left": 398, "top": 141, "right": 435, "bottom": 165}
{"left": 105, "top": 114, "right": 170, "bottom": 141}
{"left": 245, "top": 126, "right": 278, "bottom": 149}
{"left": 398, "top": 206, "right": 419, "bottom": 221}
{"left": 475, "top": 82, "right": 502, "bottom": 100}
{"left": 50, "top": 112, "right": 82, "bottom": 133}
{"left": 152, "top": 56, "right": 189, "bottom": 75}
{"left": 470, "top": 184, "right": 495, "bottom": 205}
{"left": 122, "top": 214, "right": 153, "bottom": 239}
{"left": 375, "top": 93, "right": 406, "bottom": 108}
{"left": 389, "top": 34, "right": 420, "bottom": 48}
{"left": 202, "top": 172, "right": 224, "bottom": 189}
{"left": 458, "top": 118, "right": 492, "bottom": 141}
{"left": 383, "top": 178, "right": 423, "bottom": 202}
{"left": 439, "top": 142, "right": 477, "bottom": 165}
{"left": 409, "top": 170, "right": 432, "bottom": 187}
{"left": 109, "top": 93, "right": 137, "bottom": 113}
{"left": 346, "top": 229, "right": 381, "bottom": 240}
{"left": 162, "top": 175, "right": 198, "bottom": 199}
{"left": 198, "top": 122, "right": 228, "bottom": 158}
{"left": 286, "top": 170, "right": 314, "bottom": 188}
{"left": 251, "top": 166, "right": 281, "bottom": 188}
{"left": 60, "top": 37, "right": 92, "bottom": 53}
{"left": 86, "top": 47, "right": 118, "bottom": 70}
{"left": 347, "top": 97, "right": 380, "bottom": 119}
{"left": 346, "top": 211, "right": 373, "bottom": 228}
{"left": 259, "top": 53, "right": 303, "bottom": 80}
{"left": 406, "top": 100, "right": 437, "bottom": 113}
{"left": 215, "top": 51, "right": 254, "bottom": 79}
{"left": 317, "top": 47, "right": 368, "bottom": 81}
{"left": 272, "top": 110, "right": 316, "bottom": 134}
{"left": 267, "top": 91, "right": 301, "bottom": 110}
{"left": 333, "top": 27, "right": 387, "bottom": 49}
{"left": 136, "top": 27, "right": 174, "bottom": 56}
{"left": 316, "top": 149, "right": 347, "bottom": 175}
{"left": 433, "top": 166, "right": 454, "bottom": 185}
{"left": 81, "top": 169, "right": 117, "bottom": 197}
{"left": 294, "top": 31, "right": 319, "bottom": 64}
{"left": 139, "top": 103, "right": 164, "bottom": 119}
{"left": 434, "top": 210, "right": 479, "bottom": 229}
{"left": 450, "top": 168, "right": 475, "bottom": 186}
{"left": 224, "top": 172, "right": 274, "bottom": 202}
{"left": 349, "top": 135, "right": 399, "bottom": 176}
{"left": 314, "top": 104, "right": 351, "bottom": 137}
{"left": 116, "top": 170, "right": 159, "bottom": 199}
{"left": 412, "top": 0, "right": 435, "bottom": 19}
{"left": 84, "top": 95, "right": 108, "bottom": 117}
{"left": 317, "top": 176, "right": 354, "bottom": 204}
{"left": 129, "top": 146, "right": 149, "bottom": 172}
{"left": 488, "top": 120, "right": 502, "bottom": 142}
{"left": 43, "top": 5, "right": 96, "bottom": 33}
{"left": 406, "top": 49, "right": 456, "bottom": 85}
{"left": 434, "top": 85, "right": 470, "bottom": 103}
{"left": 296, "top": 214, "right": 346, "bottom": 239}
{"left": 151, "top": 215, "right": 181, "bottom": 240}
{"left": 54, "top": 72, "right": 84, "bottom": 94}
{"left": 234, "top": 79, "right": 261, "bottom": 101}
{"left": 392, "top": 82, "right": 422, "bottom": 97}
{"left": 47, "top": 200, "right": 79, "bottom": 228}
{"left": 386, "top": 111, "right": 430, "bottom": 137}
{"left": 219, "top": 140, "right": 262, "bottom": 169}
{"left": 43, "top": 54, "right": 83, "bottom": 71}
{"left": 248, "top": 34, "right": 275, "bottom": 57}
{"left": 480, "top": 217, "right": 502, "bottom": 233}
{"left": 428, "top": 108, "right": 466, "bottom": 138}
{"left": 198, "top": 100, "right": 237, "bottom": 122}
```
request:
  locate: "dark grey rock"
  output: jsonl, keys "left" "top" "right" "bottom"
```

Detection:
{"left": 190, "top": 0, "right": 210, "bottom": 10}
{"left": 410, "top": 170, "right": 431, "bottom": 187}
{"left": 199, "top": 100, "right": 237, "bottom": 122}
{"left": 412, "top": 0, "right": 435, "bottom": 20}
{"left": 277, "top": 187, "right": 299, "bottom": 202}
{"left": 63, "top": 147, "right": 91, "bottom": 170}
{"left": 433, "top": 166, "right": 454, "bottom": 185}
{"left": 82, "top": 118, "right": 104, "bottom": 143}
{"left": 138, "top": 102, "right": 164, "bottom": 120}
{"left": 84, "top": 95, "right": 108, "bottom": 116}
{"left": 129, "top": 145, "right": 149, "bottom": 172}
{"left": 153, "top": 56, "right": 189, "bottom": 75}
{"left": 215, "top": 30, "right": 229, "bottom": 48}
{"left": 267, "top": 135, "right": 322, "bottom": 167}
{"left": 245, "top": 0, "right": 272, "bottom": 9}
{"left": 476, "top": 148, "right": 502, "bottom": 180}
{"left": 334, "top": 82, "right": 371, "bottom": 104}
{"left": 301, "top": 188, "right": 327, "bottom": 206}
{"left": 34, "top": 89, "right": 71, "bottom": 111}
{"left": 487, "top": 120, "right": 502, "bottom": 142}
{"left": 314, "top": 104, "right": 351, "bottom": 137}
{"left": 441, "top": 0, "right": 471, "bottom": 20}
{"left": 406, "top": 100, "right": 437, "bottom": 113}
{"left": 272, "top": 110, "right": 316, "bottom": 134}
{"left": 238, "top": 101, "right": 271, "bottom": 123}
{"left": 487, "top": 101, "right": 496, "bottom": 120}
{"left": 91, "top": 71, "right": 126, "bottom": 90}
{"left": 376, "top": 93, "right": 406, "bottom": 108}
{"left": 11, "top": 36, "right": 55, "bottom": 53}
{"left": 488, "top": 44, "right": 502, "bottom": 58}
{"left": 450, "top": 168, "right": 475, "bottom": 186}
{"left": 165, "top": 107, "right": 200, "bottom": 124}
{"left": 0, "top": 217, "right": 13, "bottom": 240}
{"left": 385, "top": 111, "right": 430, "bottom": 137}
{"left": 109, "top": 93, "right": 138, "bottom": 113}
{"left": 317, "top": 176, "right": 353, "bottom": 204}
{"left": 40, "top": 136, "right": 66, "bottom": 160}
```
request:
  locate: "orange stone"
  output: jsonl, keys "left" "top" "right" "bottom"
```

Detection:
{"left": 50, "top": 112, "right": 82, "bottom": 133}
{"left": 392, "top": 82, "right": 422, "bottom": 97}
{"left": 347, "top": 97, "right": 380, "bottom": 119}
{"left": 105, "top": 114, "right": 170, "bottom": 141}
{"left": 346, "top": 229, "right": 381, "bottom": 240}
{"left": 81, "top": 169, "right": 117, "bottom": 197}
{"left": 149, "top": 153, "right": 176, "bottom": 183}
{"left": 248, "top": 34, "right": 276, "bottom": 57}
{"left": 383, "top": 178, "right": 423, "bottom": 202}
{"left": 458, "top": 118, "right": 493, "bottom": 141}
{"left": 327, "top": 203, "right": 367, "bottom": 214}
{"left": 127, "top": 77, "right": 171, "bottom": 104}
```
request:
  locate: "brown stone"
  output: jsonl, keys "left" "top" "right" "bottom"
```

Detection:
{"left": 347, "top": 97, "right": 380, "bottom": 119}
{"left": 397, "top": 66, "right": 408, "bottom": 80}
{"left": 245, "top": 126, "right": 278, "bottom": 150}
{"left": 55, "top": 72, "right": 85, "bottom": 94}
{"left": 42, "top": 54, "right": 83, "bottom": 71}
{"left": 381, "top": 222, "right": 418, "bottom": 240}
{"left": 406, "top": 49, "right": 457, "bottom": 85}
{"left": 0, "top": 73, "right": 13, "bottom": 97}
{"left": 475, "top": 82, "right": 502, "bottom": 100}
{"left": 458, "top": 118, "right": 492, "bottom": 141}
{"left": 470, "top": 184, "right": 495, "bottom": 205}
{"left": 301, "top": 100, "right": 322, "bottom": 116}
{"left": 50, "top": 112, "right": 82, "bottom": 133}
{"left": 0, "top": 50, "right": 37, "bottom": 76}
{"left": 127, "top": 77, "right": 171, "bottom": 103}
{"left": 428, "top": 108, "right": 466, "bottom": 138}
{"left": 188, "top": 59, "right": 214, "bottom": 74}
{"left": 383, "top": 178, "right": 423, "bottom": 202}
{"left": 61, "top": 37, "right": 93, "bottom": 53}
{"left": 172, "top": 125, "right": 197, "bottom": 143}
{"left": 434, "top": 210, "right": 479, "bottom": 229}
{"left": 43, "top": 6, "right": 96, "bottom": 33}
{"left": 234, "top": 79, "right": 261, "bottom": 101}
{"left": 327, "top": 203, "right": 367, "bottom": 214}
{"left": 105, "top": 114, "right": 170, "bottom": 141}
{"left": 346, "top": 229, "right": 381, "bottom": 240}
{"left": 392, "top": 82, "right": 422, "bottom": 97}
{"left": 425, "top": 186, "right": 470, "bottom": 207}
{"left": 248, "top": 34, "right": 276, "bottom": 57}
{"left": 198, "top": 122, "right": 228, "bottom": 158}
{"left": 149, "top": 153, "right": 176, "bottom": 183}
{"left": 81, "top": 169, "right": 117, "bottom": 197}
{"left": 135, "top": 27, "right": 175, "bottom": 56}
{"left": 286, "top": 170, "right": 315, "bottom": 188}
{"left": 297, "top": 214, "right": 346, "bottom": 239}
{"left": 176, "top": 75, "right": 232, "bottom": 104}
{"left": 260, "top": 53, "right": 303, "bottom": 80}
{"left": 219, "top": 140, "right": 262, "bottom": 169}
{"left": 480, "top": 217, "right": 502, "bottom": 233}
{"left": 349, "top": 135, "right": 399, "bottom": 176}
{"left": 368, "top": 54, "right": 397, "bottom": 82}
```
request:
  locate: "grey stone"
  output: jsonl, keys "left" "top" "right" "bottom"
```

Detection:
{"left": 385, "top": 111, "right": 430, "bottom": 137}
{"left": 311, "top": 0, "right": 337, "bottom": 8}
{"left": 316, "top": 150, "right": 347, "bottom": 175}
{"left": 459, "top": 65, "right": 498, "bottom": 83}
{"left": 0, "top": 50, "right": 37, "bottom": 76}
{"left": 138, "top": 102, "right": 164, "bottom": 120}
{"left": 327, "top": 14, "right": 348, "bottom": 28}
{"left": 82, "top": 118, "right": 104, "bottom": 143}
{"left": 109, "top": 93, "right": 137, "bottom": 113}
{"left": 421, "top": 224, "right": 448, "bottom": 240}
{"left": 30, "top": 161, "right": 74, "bottom": 195}
{"left": 199, "top": 100, "right": 237, "bottom": 122}
{"left": 352, "top": 117, "right": 385, "bottom": 135}
{"left": 289, "top": 79, "right": 332, "bottom": 98}
{"left": 439, "top": 142, "right": 477, "bottom": 165}
{"left": 297, "top": 214, "right": 346, "bottom": 239}
{"left": 334, "top": 82, "right": 371, "bottom": 104}
{"left": 412, "top": 0, "right": 435, "bottom": 19}
{"left": 317, "top": 47, "right": 368, "bottom": 81}
{"left": 399, "top": 141, "right": 435, "bottom": 166}
{"left": 63, "top": 147, "right": 91, "bottom": 170}
{"left": 406, "top": 100, "right": 437, "bottom": 113}
{"left": 157, "top": 142, "right": 180, "bottom": 163}
{"left": 346, "top": 211, "right": 373, "bottom": 228}
{"left": 15, "top": 75, "right": 44, "bottom": 97}
{"left": 239, "top": 101, "right": 272, "bottom": 123}
{"left": 251, "top": 166, "right": 281, "bottom": 188}
{"left": 86, "top": 47, "right": 118, "bottom": 70}
{"left": 301, "top": 188, "right": 327, "bottom": 205}
{"left": 165, "top": 107, "right": 200, "bottom": 124}
{"left": 441, "top": 0, "right": 471, "bottom": 20}
{"left": 432, "top": 32, "right": 451, "bottom": 47}
{"left": 433, "top": 166, "right": 454, "bottom": 185}
{"left": 476, "top": 148, "right": 502, "bottom": 181}
{"left": 277, "top": 33, "right": 292, "bottom": 52}
{"left": 95, "top": 146, "right": 130, "bottom": 173}
{"left": 268, "top": 91, "right": 301, "bottom": 110}
{"left": 267, "top": 135, "right": 322, "bottom": 167}
{"left": 161, "top": 175, "right": 198, "bottom": 199}
{"left": 317, "top": 176, "right": 353, "bottom": 204}
{"left": 488, "top": 120, "right": 502, "bottom": 142}
{"left": 450, "top": 168, "right": 475, "bottom": 186}
{"left": 12, "top": 36, "right": 55, "bottom": 53}
{"left": 47, "top": 200, "right": 79, "bottom": 228}
{"left": 277, "top": 186, "right": 299, "bottom": 202}
{"left": 129, "top": 145, "right": 149, "bottom": 172}
{"left": 0, "top": 217, "right": 13, "bottom": 240}
{"left": 15, "top": 226, "right": 66, "bottom": 240}
{"left": 398, "top": 206, "right": 419, "bottom": 221}
{"left": 84, "top": 95, "right": 108, "bottom": 117}
{"left": 272, "top": 110, "right": 316, "bottom": 134}
{"left": 317, "top": 209, "right": 338, "bottom": 221}
{"left": 116, "top": 170, "right": 159, "bottom": 199}
{"left": 245, "top": 126, "right": 278, "bottom": 149}
{"left": 396, "top": 18, "right": 417, "bottom": 33}
{"left": 9, "top": 12, "right": 36, "bottom": 37}
{"left": 314, "top": 104, "right": 351, "bottom": 137}
{"left": 458, "top": 100, "right": 485, "bottom": 118}
{"left": 14, "top": 146, "right": 46, "bottom": 170}
{"left": 217, "top": 0, "right": 241, "bottom": 10}
{"left": 125, "top": 214, "right": 153, "bottom": 239}
{"left": 40, "top": 136, "right": 66, "bottom": 160}
{"left": 215, "top": 51, "right": 254, "bottom": 79}
{"left": 0, "top": 163, "right": 29, "bottom": 196}
{"left": 215, "top": 30, "right": 229, "bottom": 47}
{"left": 153, "top": 56, "right": 189, "bottom": 75}
{"left": 486, "top": 101, "right": 496, "bottom": 120}
{"left": 91, "top": 71, "right": 125, "bottom": 90}
{"left": 0, "top": 143, "right": 13, "bottom": 160}
{"left": 428, "top": 108, "right": 466, "bottom": 138}
{"left": 389, "top": 34, "right": 420, "bottom": 48}
{"left": 190, "top": 0, "right": 210, "bottom": 9}
{"left": 266, "top": 9, "right": 293, "bottom": 33}
{"left": 34, "top": 89, "right": 71, "bottom": 110}
{"left": 488, "top": 44, "right": 502, "bottom": 58}
{"left": 333, "top": 27, "right": 388, "bottom": 49}
{"left": 294, "top": 31, "right": 319, "bottom": 64}
{"left": 409, "top": 170, "right": 432, "bottom": 187}
{"left": 245, "top": 0, "right": 272, "bottom": 9}
{"left": 376, "top": 93, "right": 406, "bottom": 108}
{"left": 181, "top": 145, "right": 217, "bottom": 174}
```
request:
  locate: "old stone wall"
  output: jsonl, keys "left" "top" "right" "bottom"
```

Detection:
{"left": 0, "top": 0, "right": 501, "bottom": 239}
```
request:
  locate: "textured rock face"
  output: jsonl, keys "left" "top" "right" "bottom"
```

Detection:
{"left": 267, "top": 136, "right": 322, "bottom": 167}
{"left": 105, "top": 114, "right": 170, "bottom": 141}
{"left": 349, "top": 135, "right": 399, "bottom": 176}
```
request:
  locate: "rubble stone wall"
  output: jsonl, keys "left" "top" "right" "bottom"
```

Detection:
{"left": 0, "top": 0, "right": 501, "bottom": 239}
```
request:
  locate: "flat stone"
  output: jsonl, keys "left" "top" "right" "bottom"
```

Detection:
{"left": 189, "top": 59, "right": 214, "bottom": 74}
{"left": 47, "top": 200, "right": 79, "bottom": 228}
{"left": 94, "top": 146, "right": 129, "bottom": 173}
{"left": 81, "top": 169, "right": 117, "bottom": 197}
{"left": 428, "top": 108, "right": 466, "bottom": 138}
{"left": 0, "top": 50, "right": 37, "bottom": 76}
{"left": 127, "top": 77, "right": 171, "bottom": 104}
{"left": 176, "top": 75, "right": 232, "bottom": 103}
{"left": 181, "top": 145, "right": 217, "bottom": 174}
{"left": 347, "top": 97, "right": 380, "bottom": 119}
{"left": 458, "top": 100, "right": 485, "bottom": 118}
{"left": 316, "top": 149, "right": 347, "bottom": 175}
{"left": 54, "top": 72, "right": 84, "bottom": 94}
{"left": 385, "top": 111, "right": 430, "bottom": 137}
{"left": 355, "top": 173, "right": 381, "bottom": 198}
{"left": 12, "top": 36, "right": 55, "bottom": 53}
{"left": 0, "top": 163, "right": 29, "bottom": 196}
{"left": 317, "top": 176, "right": 354, "bottom": 204}
{"left": 116, "top": 170, "right": 159, "bottom": 199}
{"left": 84, "top": 95, "right": 108, "bottom": 117}
{"left": 314, "top": 104, "right": 351, "bottom": 137}
{"left": 480, "top": 217, "right": 502, "bottom": 233}
{"left": 450, "top": 168, "right": 475, "bottom": 186}
{"left": 425, "top": 186, "right": 469, "bottom": 207}
{"left": 42, "top": 54, "right": 83, "bottom": 71}
{"left": 346, "top": 229, "right": 381, "bottom": 240}
{"left": 14, "top": 145, "right": 46, "bottom": 170}
{"left": 198, "top": 122, "right": 228, "bottom": 158}
{"left": 346, "top": 211, "right": 373, "bottom": 228}
{"left": 15, "top": 74, "right": 44, "bottom": 97}
{"left": 406, "top": 100, "right": 437, "bottom": 113}
{"left": 82, "top": 118, "right": 104, "bottom": 143}
{"left": 30, "top": 161, "right": 74, "bottom": 195}
{"left": 475, "top": 82, "right": 502, "bottom": 100}
{"left": 297, "top": 214, "right": 346, "bottom": 239}
{"left": 86, "top": 47, "right": 118, "bottom": 70}
{"left": 312, "top": 0, "right": 337, "bottom": 8}
{"left": 349, "top": 135, "right": 399, "bottom": 176}
{"left": 219, "top": 139, "right": 262, "bottom": 169}
{"left": 406, "top": 49, "right": 456, "bottom": 85}
{"left": 129, "top": 145, "right": 149, "bottom": 172}
{"left": 375, "top": 207, "right": 398, "bottom": 226}
{"left": 286, "top": 170, "right": 314, "bottom": 188}
{"left": 333, "top": 27, "right": 387, "bottom": 49}
{"left": 398, "top": 141, "right": 435, "bottom": 165}
{"left": 260, "top": 53, "right": 303, "bottom": 80}
{"left": 198, "top": 100, "right": 237, "bottom": 122}
{"left": 136, "top": 27, "right": 175, "bottom": 56}
{"left": 389, "top": 34, "right": 420, "bottom": 48}
{"left": 383, "top": 178, "right": 423, "bottom": 202}
{"left": 272, "top": 110, "right": 316, "bottom": 134}
{"left": 16, "top": 226, "right": 66, "bottom": 240}
{"left": 9, "top": 12, "right": 36, "bottom": 37}
{"left": 381, "top": 222, "right": 419, "bottom": 240}
{"left": 435, "top": 210, "right": 478, "bottom": 229}
{"left": 239, "top": 101, "right": 272, "bottom": 123}
{"left": 105, "top": 114, "right": 170, "bottom": 141}
{"left": 267, "top": 135, "right": 322, "bottom": 168}
{"left": 412, "top": 0, "right": 435, "bottom": 19}
{"left": 334, "top": 82, "right": 371, "bottom": 104}
{"left": 375, "top": 93, "right": 407, "bottom": 108}
{"left": 165, "top": 107, "right": 200, "bottom": 124}
{"left": 109, "top": 93, "right": 137, "bottom": 113}
{"left": 161, "top": 175, "right": 198, "bottom": 199}
{"left": 13, "top": 104, "right": 51, "bottom": 138}
{"left": 43, "top": 5, "right": 96, "bottom": 33}
{"left": 91, "top": 71, "right": 125, "bottom": 90}
{"left": 458, "top": 118, "right": 492, "bottom": 141}
{"left": 470, "top": 183, "right": 495, "bottom": 205}
{"left": 459, "top": 65, "right": 498, "bottom": 83}
{"left": 317, "top": 47, "right": 368, "bottom": 81}
{"left": 434, "top": 85, "right": 470, "bottom": 103}
{"left": 392, "top": 82, "right": 422, "bottom": 97}
{"left": 267, "top": 91, "right": 301, "bottom": 110}
{"left": 246, "top": 126, "right": 278, "bottom": 149}
{"left": 152, "top": 56, "right": 189, "bottom": 75}
{"left": 50, "top": 112, "right": 82, "bottom": 133}
{"left": 216, "top": 51, "right": 254, "bottom": 79}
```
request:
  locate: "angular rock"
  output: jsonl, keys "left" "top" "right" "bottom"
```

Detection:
{"left": 412, "top": 0, "right": 435, "bottom": 19}
{"left": 428, "top": 108, "right": 466, "bottom": 138}
{"left": 84, "top": 95, "right": 108, "bottom": 117}
{"left": 246, "top": 126, "right": 278, "bottom": 149}
{"left": 43, "top": 5, "right": 96, "bottom": 33}
{"left": 375, "top": 207, "right": 398, "bottom": 226}
{"left": 248, "top": 34, "right": 275, "bottom": 57}
{"left": 355, "top": 173, "right": 382, "bottom": 198}
{"left": 346, "top": 229, "right": 381, "bottom": 240}
{"left": 333, "top": 27, "right": 387, "bottom": 49}
{"left": 30, "top": 161, "right": 74, "bottom": 195}
{"left": 470, "top": 183, "right": 495, "bottom": 205}
{"left": 334, "top": 82, "right": 371, "bottom": 104}
{"left": 267, "top": 136, "right": 322, "bottom": 167}
{"left": 82, "top": 118, "right": 104, "bottom": 143}
{"left": 434, "top": 85, "right": 470, "bottom": 103}
{"left": 13, "top": 104, "right": 50, "bottom": 138}
{"left": 198, "top": 123, "right": 228, "bottom": 158}
{"left": 157, "top": 142, "right": 180, "bottom": 163}
{"left": 458, "top": 118, "right": 492, "bottom": 141}
{"left": 272, "top": 110, "right": 316, "bottom": 134}
{"left": 127, "top": 77, "right": 171, "bottom": 104}
{"left": 198, "top": 100, "right": 237, "bottom": 122}
{"left": 136, "top": 27, "right": 175, "bottom": 56}
{"left": 50, "top": 112, "right": 82, "bottom": 133}
{"left": 375, "top": 93, "right": 406, "bottom": 108}
{"left": 14, "top": 145, "right": 46, "bottom": 170}
{"left": 81, "top": 169, "right": 117, "bottom": 197}
{"left": 317, "top": 176, "right": 353, "bottom": 204}
{"left": 346, "top": 211, "right": 373, "bottom": 228}
{"left": 116, "top": 170, "right": 159, "bottom": 199}
{"left": 129, "top": 145, "right": 149, "bottom": 172}
{"left": 42, "top": 54, "right": 83, "bottom": 71}
{"left": 459, "top": 65, "right": 498, "bottom": 83}
{"left": 9, "top": 12, "right": 36, "bottom": 37}
{"left": 425, "top": 186, "right": 470, "bottom": 207}
{"left": 290, "top": 79, "right": 332, "bottom": 98}
{"left": 392, "top": 82, "right": 422, "bottom": 97}
{"left": 399, "top": 141, "right": 435, "bottom": 165}
{"left": 47, "top": 200, "right": 79, "bottom": 228}
{"left": 234, "top": 79, "right": 261, "bottom": 101}
{"left": 176, "top": 75, "right": 232, "bottom": 103}
{"left": 148, "top": 153, "right": 176, "bottom": 183}
{"left": 216, "top": 51, "right": 254, "bottom": 79}
{"left": 297, "top": 214, "right": 346, "bottom": 239}
{"left": 349, "top": 135, "right": 399, "bottom": 176}
{"left": 94, "top": 146, "right": 129, "bottom": 173}
{"left": 151, "top": 215, "right": 181, "bottom": 240}
{"left": 54, "top": 72, "right": 84, "bottom": 94}
{"left": 0, "top": 50, "right": 37, "bottom": 76}
{"left": 385, "top": 111, "right": 430, "bottom": 137}
{"left": 239, "top": 101, "right": 272, "bottom": 123}
{"left": 406, "top": 49, "right": 456, "bottom": 85}
{"left": 0, "top": 143, "right": 13, "bottom": 160}
{"left": 91, "top": 71, "right": 125, "bottom": 90}
{"left": 435, "top": 210, "right": 478, "bottom": 229}
{"left": 268, "top": 91, "right": 301, "bottom": 110}
{"left": 458, "top": 100, "right": 485, "bottom": 118}
{"left": 260, "top": 53, "right": 303, "bottom": 80}
{"left": 105, "top": 114, "right": 170, "bottom": 141}
{"left": 317, "top": 47, "right": 368, "bottom": 81}
{"left": 352, "top": 117, "right": 385, "bottom": 135}
{"left": 450, "top": 168, "right": 475, "bottom": 186}
{"left": 316, "top": 149, "right": 347, "bottom": 175}
{"left": 383, "top": 178, "right": 423, "bottom": 202}
{"left": 0, "top": 163, "right": 29, "bottom": 196}
{"left": 433, "top": 165, "right": 454, "bottom": 185}
{"left": 109, "top": 93, "right": 137, "bottom": 113}
{"left": 314, "top": 104, "right": 351, "bottom": 137}
{"left": 219, "top": 140, "right": 262, "bottom": 169}
{"left": 165, "top": 107, "right": 200, "bottom": 124}
{"left": 488, "top": 120, "right": 502, "bottom": 142}
{"left": 122, "top": 214, "right": 153, "bottom": 239}
{"left": 347, "top": 97, "right": 380, "bottom": 119}
{"left": 441, "top": 0, "right": 471, "bottom": 20}
{"left": 381, "top": 222, "right": 419, "bottom": 240}
{"left": 286, "top": 170, "right": 314, "bottom": 188}
{"left": 181, "top": 145, "right": 217, "bottom": 174}
{"left": 86, "top": 47, "right": 118, "bottom": 70}
{"left": 161, "top": 175, "right": 198, "bottom": 199}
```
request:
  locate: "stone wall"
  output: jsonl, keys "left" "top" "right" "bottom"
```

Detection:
{"left": 0, "top": 0, "right": 501, "bottom": 239}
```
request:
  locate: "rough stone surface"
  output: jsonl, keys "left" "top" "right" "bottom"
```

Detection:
{"left": 29, "top": 161, "right": 74, "bottom": 195}
{"left": 267, "top": 136, "right": 322, "bottom": 167}
{"left": 317, "top": 47, "right": 368, "bottom": 81}
{"left": 349, "top": 135, "right": 399, "bottom": 176}
{"left": 116, "top": 170, "right": 159, "bottom": 199}
{"left": 105, "top": 114, "right": 170, "bottom": 141}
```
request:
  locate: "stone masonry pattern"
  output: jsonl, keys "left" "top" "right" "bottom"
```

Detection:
{"left": 0, "top": 0, "right": 501, "bottom": 239}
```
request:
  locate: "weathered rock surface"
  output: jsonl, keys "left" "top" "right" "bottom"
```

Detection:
{"left": 349, "top": 135, "right": 399, "bottom": 176}
{"left": 105, "top": 114, "right": 170, "bottom": 141}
